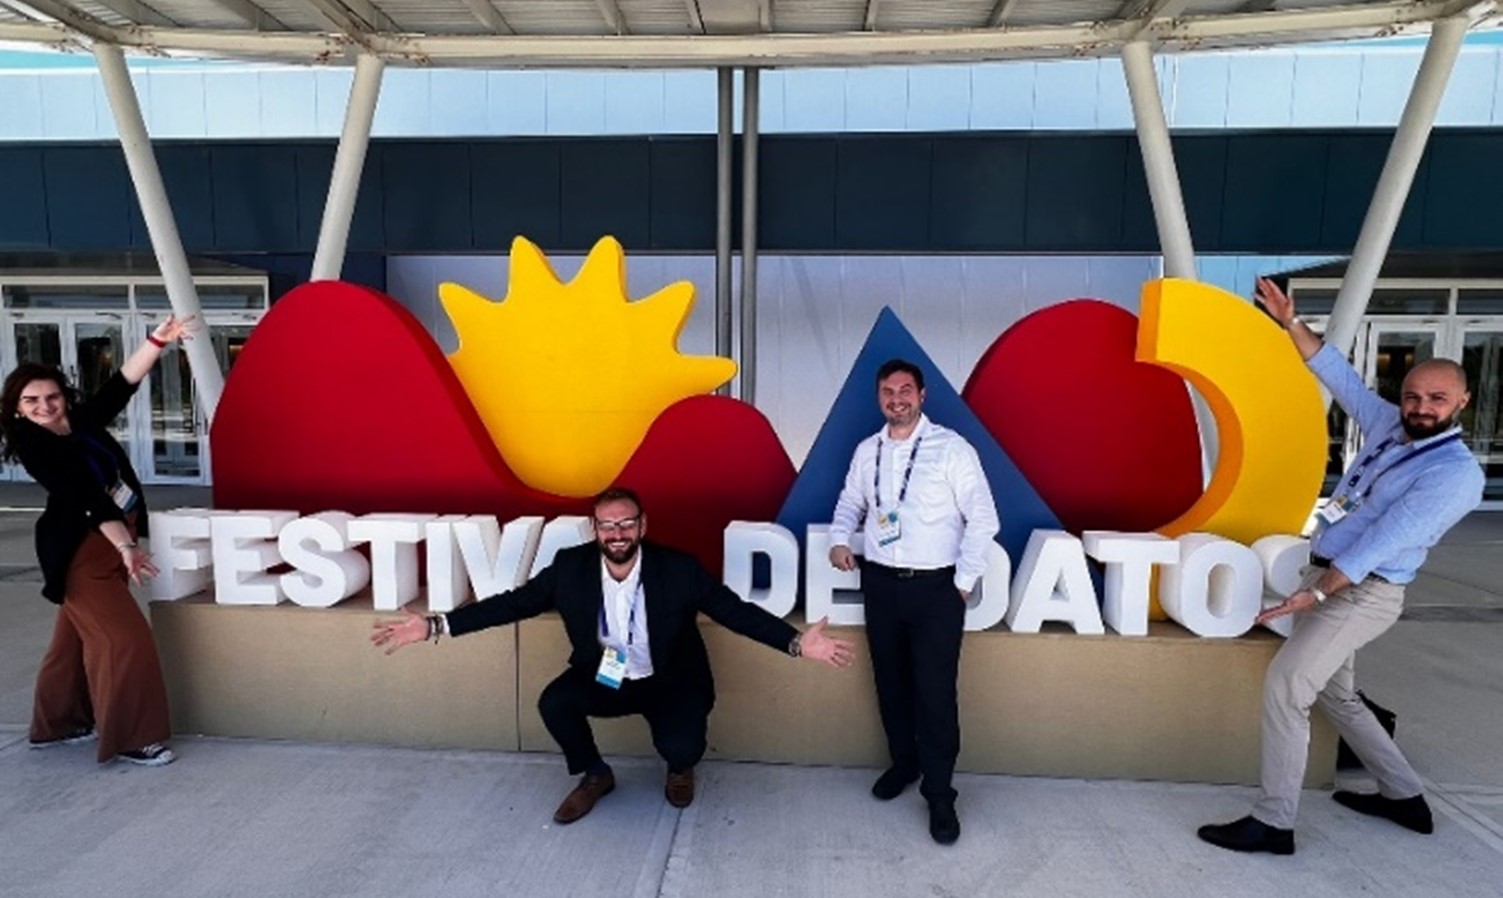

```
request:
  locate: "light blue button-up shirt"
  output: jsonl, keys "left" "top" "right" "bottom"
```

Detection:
{"left": 1308, "top": 344, "right": 1484, "bottom": 585}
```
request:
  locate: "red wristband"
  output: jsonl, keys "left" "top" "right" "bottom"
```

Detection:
{"left": 147, "top": 334, "right": 167, "bottom": 348}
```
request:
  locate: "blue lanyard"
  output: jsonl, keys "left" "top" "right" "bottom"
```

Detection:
{"left": 1344, "top": 432, "right": 1461, "bottom": 498}
{"left": 75, "top": 431, "right": 119, "bottom": 490}
{"left": 874, "top": 435, "right": 923, "bottom": 511}
{"left": 599, "top": 580, "right": 641, "bottom": 648}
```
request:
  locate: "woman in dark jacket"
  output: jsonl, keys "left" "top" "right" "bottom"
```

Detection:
{"left": 1, "top": 315, "right": 194, "bottom": 766}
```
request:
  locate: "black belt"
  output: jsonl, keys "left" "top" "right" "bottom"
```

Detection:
{"left": 863, "top": 561, "right": 955, "bottom": 580}
{"left": 1310, "top": 555, "right": 1393, "bottom": 584}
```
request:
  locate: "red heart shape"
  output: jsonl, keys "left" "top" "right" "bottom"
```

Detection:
{"left": 961, "top": 299, "right": 1203, "bottom": 534}
{"left": 212, "top": 281, "right": 579, "bottom": 519}
{"left": 617, "top": 395, "right": 796, "bottom": 575}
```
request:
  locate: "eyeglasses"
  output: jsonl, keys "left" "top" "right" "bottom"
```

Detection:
{"left": 594, "top": 517, "right": 641, "bottom": 535}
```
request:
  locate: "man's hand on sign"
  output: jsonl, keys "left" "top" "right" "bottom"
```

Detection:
{"left": 829, "top": 545, "right": 857, "bottom": 572}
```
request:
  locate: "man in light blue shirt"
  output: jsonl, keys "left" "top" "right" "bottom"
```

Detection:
{"left": 1199, "top": 277, "right": 1484, "bottom": 856}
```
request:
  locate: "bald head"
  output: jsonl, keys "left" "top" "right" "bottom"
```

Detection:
{"left": 1399, "top": 359, "right": 1470, "bottom": 440}
{"left": 1404, "top": 358, "right": 1468, "bottom": 393}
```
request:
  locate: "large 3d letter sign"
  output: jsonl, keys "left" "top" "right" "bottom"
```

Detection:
{"left": 205, "top": 242, "right": 1328, "bottom": 641}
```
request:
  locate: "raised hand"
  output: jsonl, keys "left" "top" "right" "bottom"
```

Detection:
{"left": 799, "top": 616, "right": 855, "bottom": 669}
{"left": 152, "top": 314, "right": 201, "bottom": 346}
{"left": 1254, "top": 276, "right": 1295, "bottom": 328}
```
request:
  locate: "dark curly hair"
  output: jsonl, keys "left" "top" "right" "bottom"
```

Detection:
{"left": 1, "top": 364, "right": 77, "bottom": 463}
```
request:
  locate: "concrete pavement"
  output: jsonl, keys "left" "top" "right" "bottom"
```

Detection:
{"left": 2, "top": 488, "right": 1501, "bottom": 897}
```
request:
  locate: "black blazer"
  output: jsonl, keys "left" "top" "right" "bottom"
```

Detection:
{"left": 446, "top": 540, "right": 798, "bottom": 702}
{"left": 14, "top": 373, "right": 148, "bottom": 604}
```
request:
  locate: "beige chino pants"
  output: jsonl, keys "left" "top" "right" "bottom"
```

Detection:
{"left": 1252, "top": 566, "right": 1425, "bottom": 829}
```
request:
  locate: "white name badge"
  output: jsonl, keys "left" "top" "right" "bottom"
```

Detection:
{"left": 596, "top": 647, "right": 627, "bottom": 690}
{"left": 875, "top": 510, "right": 902, "bottom": 547}
{"left": 1316, "top": 495, "right": 1356, "bottom": 528}
{"left": 110, "top": 481, "right": 136, "bottom": 511}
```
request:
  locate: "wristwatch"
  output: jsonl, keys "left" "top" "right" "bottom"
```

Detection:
{"left": 787, "top": 633, "right": 803, "bottom": 658}
{"left": 1309, "top": 585, "right": 1328, "bottom": 604}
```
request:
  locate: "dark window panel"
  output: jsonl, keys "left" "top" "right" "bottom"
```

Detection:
{"left": 759, "top": 137, "right": 837, "bottom": 251}
{"left": 471, "top": 140, "right": 562, "bottom": 252}
{"left": 1221, "top": 134, "right": 1328, "bottom": 252}
{"left": 560, "top": 139, "right": 651, "bottom": 251}
{"left": 44, "top": 146, "right": 133, "bottom": 251}
{"left": 835, "top": 136, "right": 932, "bottom": 251}
{"left": 382, "top": 142, "right": 474, "bottom": 253}
{"left": 211, "top": 143, "right": 302, "bottom": 253}
{"left": 930, "top": 136, "right": 1028, "bottom": 251}
{"left": 1025, "top": 136, "right": 1129, "bottom": 251}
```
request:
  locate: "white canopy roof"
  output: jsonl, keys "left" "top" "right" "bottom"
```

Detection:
{"left": 0, "top": 0, "right": 1497, "bottom": 68}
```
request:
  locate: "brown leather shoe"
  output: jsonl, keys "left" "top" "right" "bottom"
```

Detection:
{"left": 665, "top": 768, "right": 695, "bottom": 808}
{"left": 553, "top": 771, "right": 615, "bottom": 824}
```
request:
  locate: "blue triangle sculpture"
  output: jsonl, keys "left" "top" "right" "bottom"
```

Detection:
{"left": 777, "top": 307, "right": 1061, "bottom": 567}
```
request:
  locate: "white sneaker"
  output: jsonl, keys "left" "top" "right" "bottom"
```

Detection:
{"left": 29, "top": 728, "right": 97, "bottom": 749}
{"left": 117, "top": 743, "right": 176, "bottom": 766}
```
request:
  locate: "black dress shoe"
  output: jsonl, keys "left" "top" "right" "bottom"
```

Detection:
{"left": 1197, "top": 815, "right": 1295, "bottom": 855}
{"left": 871, "top": 767, "right": 919, "bottom": 801}
{"left": 928, "top": 799, "right": 961, "bottom": 845}
{"left": 1333, "top": 791, "right": 1434, "bottom": 834}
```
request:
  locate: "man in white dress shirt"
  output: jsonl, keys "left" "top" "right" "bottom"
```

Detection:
{"left": 829, "top": 359, "right": 1000, "bottom": 845}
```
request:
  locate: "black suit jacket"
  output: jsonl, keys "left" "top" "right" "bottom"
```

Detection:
{"left": 14, "top": 373, "right": 148, "bottom": 604}
{"left": 446, "top": 540, "right": 798, "bottom": 703}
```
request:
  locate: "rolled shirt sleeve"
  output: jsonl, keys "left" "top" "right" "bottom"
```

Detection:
{"left": 1307, "top": 343, "right": 1399, "bottom": 437}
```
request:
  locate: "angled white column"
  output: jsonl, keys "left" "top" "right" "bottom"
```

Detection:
{"left": 311, "top": 53, "right": 385, "bottom": 282}
{"left": 1324, "top": 15, "right": 1469, "bottom": 361}
{"left": 715, "top": 66, "right": 734, "bottom": 394}
{"left": 1123, "top": 39, "right": 1216, "bottom": 481}
{"left": 94, "top": 42, "right": 224, "bottom": 422}
{"left": 739, "top": 67, "right": 761, "bottom": 406}
{"left": 1122, "top": 40, "right": 1194, "bottom": 279}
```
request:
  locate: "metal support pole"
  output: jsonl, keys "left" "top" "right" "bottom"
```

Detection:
{"left": 1324, "top": 16, "right": 1468, "bottom": 361}
{"left": 715, "top": 67, "right": 734, "bottom": 395}
{"left": 1122, "top": 40, "right": 1195, "bottom": 279}
{"left": 739, "top": 67, "right": 760, "bottom": 406}
{"left": 1123, "top": 39, "right": 1216, "bottom": 481}
{"left": 312, "top": 53, "right": 385, "bottom": 282}
{"left": 94, "top": 43, "right": 224, "bottom": 422}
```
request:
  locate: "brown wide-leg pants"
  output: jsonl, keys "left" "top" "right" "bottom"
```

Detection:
{"left": 29, "top": 523, "right": 171, "bottom": 762}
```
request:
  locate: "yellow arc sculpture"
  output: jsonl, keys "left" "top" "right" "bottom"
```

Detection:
{"left": 440, "top": 236, "right": 737, "bottom": 497}
{"left": 1137, "top": 278, "right": 1328, "bottom": 616}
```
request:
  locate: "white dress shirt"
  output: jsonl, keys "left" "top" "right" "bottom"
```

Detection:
{"left": 829, "top": 414, "right": 1000, "bottom": 592}
{"left": 599, "top": 555, "right": 653, "bottom": 679}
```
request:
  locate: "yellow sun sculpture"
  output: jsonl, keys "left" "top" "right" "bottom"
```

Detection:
{"left": 440, "top": 236, "right": 737, "bottom": 498}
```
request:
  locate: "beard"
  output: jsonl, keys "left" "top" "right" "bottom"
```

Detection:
{"left": 599, "top": 536, "right": 641, "bottom": 566}
{"left": 1402, "top": 411, "right": 1458, "bottom": 440}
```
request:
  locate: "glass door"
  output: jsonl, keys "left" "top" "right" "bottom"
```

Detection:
{"left": 1458, "top": 326, "right": 1503, "bottom": 502}
{"left": 137, "top": 313, "right": 258, "bottom": 483}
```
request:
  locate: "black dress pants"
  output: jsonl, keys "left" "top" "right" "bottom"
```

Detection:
{"left": 538, "top": 665, "right": 712, "bottom": 775}
{"left": 861, "top": 563, "right": 965, "bottom": 803}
